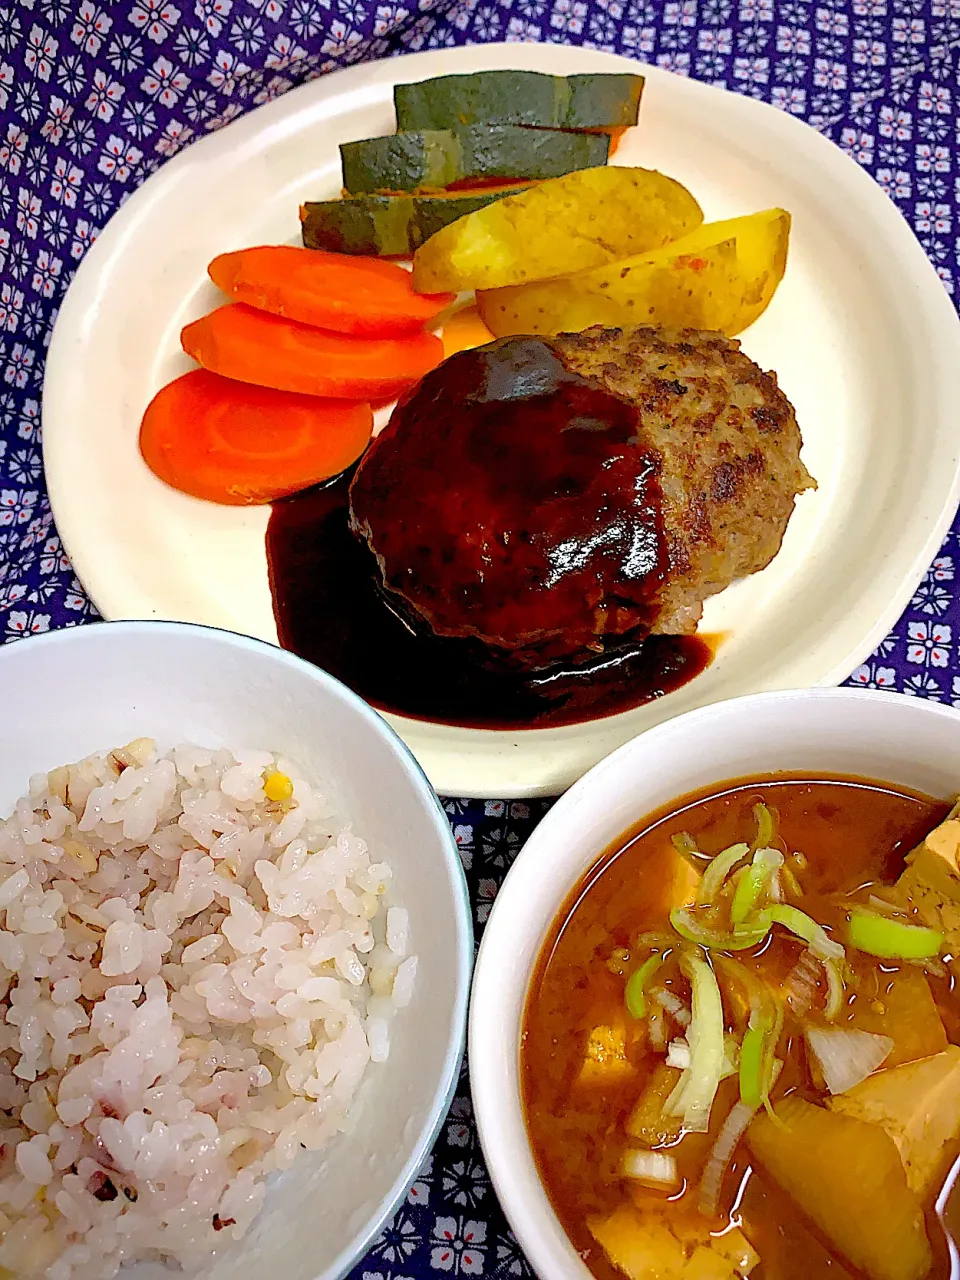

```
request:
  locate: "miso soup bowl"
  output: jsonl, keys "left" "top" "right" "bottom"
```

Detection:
{"left": 0, "top": 620, "right": 472, "bottom": 1280}
{"left": 470, "top": 686, "right": 960, "bottom": 1279}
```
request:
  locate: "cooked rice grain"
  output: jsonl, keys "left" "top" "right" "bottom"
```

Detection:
{"left": 0, "top": 742, "right": 416, "bottom": 1279}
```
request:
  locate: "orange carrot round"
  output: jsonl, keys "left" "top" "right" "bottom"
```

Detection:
{"left": 139, "top": 368, "right": 373, "bottom": 505}
{"left": 208, "top": 245, "right": 455, "bottom": 337}
{"left": 181, "top": 303, "right": 444, "bottom": 401}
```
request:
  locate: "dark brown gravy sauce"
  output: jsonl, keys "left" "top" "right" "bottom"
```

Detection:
{"left": 521, "top": 776, "right": 958, "bottom": 1280}
{"left": 265, "top": 472, "right": 712, "bottom": 730}
{"left": 266, "top": 335, "right": 716, "bottom": 729}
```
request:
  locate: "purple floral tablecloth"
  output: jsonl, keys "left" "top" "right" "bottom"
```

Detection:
{"left": 1, "top": 0, "right": 960, "bottom": 1274}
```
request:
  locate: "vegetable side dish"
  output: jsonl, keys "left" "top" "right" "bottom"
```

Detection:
{"left": 138, "top": 250, "right": 450, "bottom": 505}
{"left": 472, "top": 207, "right": 791, "bottom": 338}
{"left": 392, "top": 69, "right": 645, "bottom": 131}
{"left": 522, "top": 777, "right": 960, "bottom": 1280}
{"left": 140, "top": 73, "right": 794, "bottom": 512}
{"left": 304, "top": 69, "right": 645, "bottom": 253}
{"left": 408, "top": 167, "right": 705, "bottom": 292}
{"left": 340, "top": 124, "right": 611, "bottom": 194}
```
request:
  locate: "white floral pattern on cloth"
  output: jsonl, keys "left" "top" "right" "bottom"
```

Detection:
{"left": 1, "top": 1, "right": 960, "bottom": 1274}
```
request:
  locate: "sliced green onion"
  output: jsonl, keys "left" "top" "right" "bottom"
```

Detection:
{"left": 823, "top": 957, "right": 845, "bottom": 1021}
{"left": 672, "top": 831, "right": 701, "bottom": 862}
{"left": 731, "top": 849, "right": 784, "bottom": 925}
{"left": 664, "top": 949, "right": 726, "bottom": 1133}
{"left": 753, "top": 802, "right": 775, "bottom": 851}
{"left": 780, "top": 862, "right": 803, "bottom": 898}
{"left": 699, "top": 1099, "right": 758, "bottom": 1219}
{"left": 738, "top": 996, "right": 782, "bottom": 1115}
{"left": 760, "top": 1005, "right": 784, "bottom": 1118}
{"left": 697, "top": 843, "right": 750, "bottom": 906}
{"left": 670, "top": 907, "right": 771, "bottom": 952}
{"left": 767, "top": 904, "right": 845, "bottom": 961}
{"left": 648, "top": 1006, "right": 667, "bottom": 1051}
{"left": 666, "top": 1038, "right": 691, "bottom": 1071}
{"left": 847, "top": 908, "right": 943, "bottom": 961}
{"left": 731, "top": 864, "right": 767, "bottom": 926}
{"left": 721, "top": 1034, "right": 740, "bottom": 1081}
{"left": 652, "top": 985, "right": 690, "bottom": 1027}
{"left": 739, "top": 1022, "right": 766, "bottom": 1109}
{"left": 705, "top": 955, "right": 783, "bottom": 1114}
{"left": 620, "top": 1148, "right": 679, "bottom": 1188}
{"left": 624, "top": 953, "right": 663, "bottom": 1020}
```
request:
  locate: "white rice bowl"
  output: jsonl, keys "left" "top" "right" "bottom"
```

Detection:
{"left": 0, "top": 739, "right": 416, "bottom": 1280}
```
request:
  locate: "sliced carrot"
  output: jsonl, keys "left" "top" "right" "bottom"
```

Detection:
{"left": 182, "top": 303, "right": 444, "bottom": 401}
{"left": 441, "top": 304, "right": 495, "bottom": 358}
{"left": 606, "top": 126, "right": 627, "bottom": 157}
{"left": 208, "top": 245, "right": 455, "bottom": 337}
{"left": 139, "top": 368, "right": 373, "bottom": 506}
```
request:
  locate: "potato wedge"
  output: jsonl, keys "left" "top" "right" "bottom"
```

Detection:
{"left": 478, "top": 237, "right": 742, "bottom": 336}
{"left": 476, "top": 208, "right": 790, "bottom": 338}
{"left": 411, "top": 166, "right": 703, "bottom": 293}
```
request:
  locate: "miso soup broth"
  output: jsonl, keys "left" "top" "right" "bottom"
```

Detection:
{"left": 521, "top": 776, "right": 960, "bottom": 1280}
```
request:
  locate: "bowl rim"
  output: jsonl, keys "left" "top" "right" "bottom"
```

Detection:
{"left": 1, "top": 618, "right": 474, "bottom": 1280}
{"left": 469, "top": 685, "right": 960, "bottom": 1280}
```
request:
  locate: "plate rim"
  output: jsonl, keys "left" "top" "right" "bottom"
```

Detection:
{"left": 43, "top": 43, "right": 960, "bottom": 799}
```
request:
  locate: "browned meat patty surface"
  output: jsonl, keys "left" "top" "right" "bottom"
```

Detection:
{"left": 348, "top": 326, "right": 814, "bottom": 672}
{"left": 554, "top": 326, "right": 815, "bottom": 636}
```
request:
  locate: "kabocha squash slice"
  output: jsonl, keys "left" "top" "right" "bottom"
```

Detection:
{"left": 340, "top": 125, "right": 609, "bottom": 195}
{"left": 393, "top": 69, "right": 644, "bottom": 131}
{"left": 300, "top": 186, "right": 532, "bottom": 256}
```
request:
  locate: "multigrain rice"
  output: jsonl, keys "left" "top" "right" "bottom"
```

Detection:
{"left": 0, "top": 741, "right": 416, "bottom": 1279}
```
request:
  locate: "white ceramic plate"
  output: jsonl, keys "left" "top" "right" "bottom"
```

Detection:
{"left": 43, "top": 43, "right": 960, "bottom": 799}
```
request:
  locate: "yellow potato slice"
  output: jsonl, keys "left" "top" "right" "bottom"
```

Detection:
{"left": 476, "top": 208, "right": 790, "bottom": 338}
{"left": 478, "top": 237, "right": 741, "bottom": 336}
{"left": 411, "top": 166, "right": 703, "bottom": 293}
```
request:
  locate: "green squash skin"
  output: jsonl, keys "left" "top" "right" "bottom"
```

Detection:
{"left": 393, "top": 70, "right": 644, "bottom": 130}
{"left": 566, "top": 74, "right": 645, "bottom": 128}
{"left": 300, "top": 187, "right": 533, "bottom": 255}
{"left": 340, "top": 125, "right": 609, "bottom": 195}
{"left": 340, "top": 132, "right": 456, "bottom": 194}
{"left": 301, "top": 195, "right": 412, "bottom": 255}
{"left": 410, "top": 188, "right": 532, "bottom": 244}
{"left": 395, "top": 71, "right": 565, "bottom": 130}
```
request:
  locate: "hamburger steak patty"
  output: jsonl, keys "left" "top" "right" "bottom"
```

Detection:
{"left": 555, "top": 326, "right": 816, "bottom": 637}
{"left": 348, "top": 326, "right": 815, "bottom": 672}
